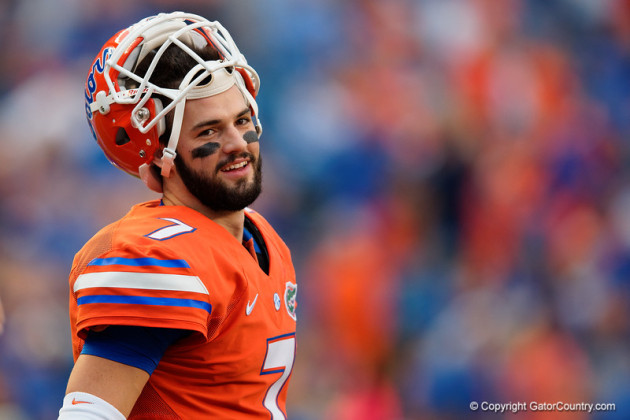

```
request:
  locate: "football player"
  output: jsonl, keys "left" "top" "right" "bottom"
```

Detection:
{"left": 59, "top": 11, "right": 297, "bottom": 419}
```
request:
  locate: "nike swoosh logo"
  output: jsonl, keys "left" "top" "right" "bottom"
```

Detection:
{"left": 72, "top": 398, "right": 93, "bottom": 405}
{"left": 246, "top": 293, "right": 259, "bottom": 316}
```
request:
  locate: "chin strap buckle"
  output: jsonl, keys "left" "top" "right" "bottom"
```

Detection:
{"left": 160, "top": 147, "right": 176, "bottom": 177}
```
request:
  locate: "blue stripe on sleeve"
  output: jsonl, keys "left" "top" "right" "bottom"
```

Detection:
{"left": 77, "top": 295, "right": 212, "bottom": 314}
{"left": 87, "top": 257, "right": 190, "bottom": 268}
{"left": 80, "top": 325, "right": 191, "bottom": 375}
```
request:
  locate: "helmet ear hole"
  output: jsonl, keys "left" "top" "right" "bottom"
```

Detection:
{"left": 115, "top": 128, "right": 131, "bottom": 146}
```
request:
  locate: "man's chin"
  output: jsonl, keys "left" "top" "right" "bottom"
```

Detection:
{"left": 178, "top": 156, "right": 262, "bottom": 212}
{"left": 197, "top": 180, "right": 262, "bottom": 212}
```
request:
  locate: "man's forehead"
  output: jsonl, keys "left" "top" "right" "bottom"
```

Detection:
{"left": 184, "top": 86, "right": 249, "bottom": 123}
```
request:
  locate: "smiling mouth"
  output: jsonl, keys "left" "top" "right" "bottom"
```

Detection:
{"left": 221, "top": 161, "right": 249, "bottom": 172}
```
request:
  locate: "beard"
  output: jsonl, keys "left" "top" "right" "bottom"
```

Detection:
{"left": 175, "top": 152, "right": 263, "bottom": 212}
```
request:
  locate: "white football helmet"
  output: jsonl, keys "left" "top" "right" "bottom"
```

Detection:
{"left": 84, "top": 11, "right": 261, "bottom": 190}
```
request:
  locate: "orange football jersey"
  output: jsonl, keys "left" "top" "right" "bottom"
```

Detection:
{"left": 68, "top": 200, "right": 297, "bottom": 419}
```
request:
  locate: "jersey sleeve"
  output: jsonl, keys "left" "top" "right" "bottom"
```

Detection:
{"left": 80, "top": 325, "right": 190, "bottom": 374}
{"left": 72, "top": 245, "right": 211, "bottom": 339}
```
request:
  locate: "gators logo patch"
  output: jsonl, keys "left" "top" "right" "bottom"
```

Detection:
{"left": 284, "top": 282, "right": 297, "bottom": 321}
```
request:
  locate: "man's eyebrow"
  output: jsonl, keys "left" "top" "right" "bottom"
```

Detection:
{"left": 191, "top": 108, "right": 251, "bottom": 131}
{"left": 236, "top": 107, "right": 252, "bottom": 118}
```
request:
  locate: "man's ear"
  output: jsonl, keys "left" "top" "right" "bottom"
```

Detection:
{"left": 152, "top": 154, "right": 163, "bottom": 169}
{"left": 139, "top": 163, "right": 163, "bottom": 193}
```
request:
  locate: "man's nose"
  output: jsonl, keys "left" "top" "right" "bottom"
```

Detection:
{"left": 221, "top": 126, "right": 248, "bottom": 154}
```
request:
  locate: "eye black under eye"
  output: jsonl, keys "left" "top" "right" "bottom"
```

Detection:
{"left": 192, "top": 142, "right": 220, "bottom": 159}
{"left": 243, "top": 131, "right": 258, "bottom": 144}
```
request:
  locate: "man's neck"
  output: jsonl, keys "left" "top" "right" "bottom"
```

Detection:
{"left": 207, "top": 210, "right": 245, "bottom": 242}
{"left": 161, "top": 193, "right": 245, "bottom": 242}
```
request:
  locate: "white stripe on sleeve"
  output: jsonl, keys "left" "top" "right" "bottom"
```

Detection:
{"left": 74, "top": 271, "right": 209, "bottom": 294}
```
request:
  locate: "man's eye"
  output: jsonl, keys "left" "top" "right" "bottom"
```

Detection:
{"left": 236, "top": 117, "right": 251, "bottom": 126}
{"left": 199, "top": 128, "right": 216, "bottom": 137}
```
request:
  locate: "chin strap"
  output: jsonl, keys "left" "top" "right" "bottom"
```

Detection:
{"left": 160, "top": 147, "right": 177, "bottom": 178}
{"left": 159, "top": 87, "right": 188, "bottom": 178}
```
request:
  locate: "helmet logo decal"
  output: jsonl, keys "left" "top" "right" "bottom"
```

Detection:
{"left": 85, "top": 47, "right": 113, "bottom": 121}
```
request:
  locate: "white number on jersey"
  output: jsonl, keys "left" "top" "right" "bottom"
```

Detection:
{"left": 146, "top": 218, "right": 196, "bottom": 241}
{"left": 261, "top": 333, "right": 296, "bottom": 419}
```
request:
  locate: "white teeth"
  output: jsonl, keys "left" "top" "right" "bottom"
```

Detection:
{"left": 222, "top": 161, "right": 248, "bottom": 171}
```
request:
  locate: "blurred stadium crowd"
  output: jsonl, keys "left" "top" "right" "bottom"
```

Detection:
{"left": 1, "top": 0, "right": 630, "bottom": 419}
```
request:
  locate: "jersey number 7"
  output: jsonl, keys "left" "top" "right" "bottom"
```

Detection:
{"left": 261, "top": 333, "right": 296, "bottom": 419}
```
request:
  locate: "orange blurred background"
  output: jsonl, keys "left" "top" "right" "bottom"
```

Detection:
{"left": 1, "top": 1, "right": 629, "bottom": 418}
